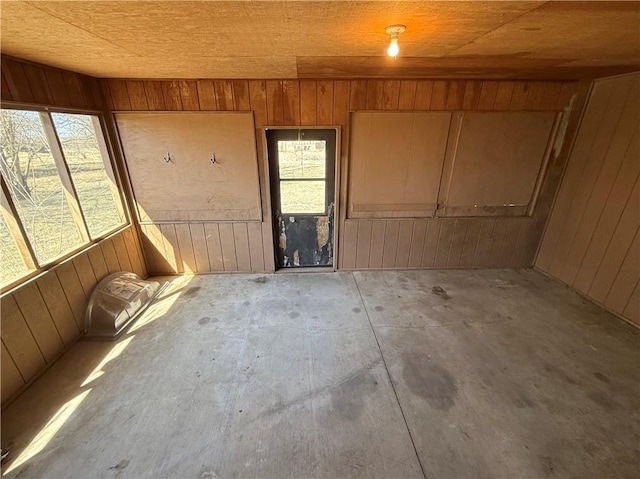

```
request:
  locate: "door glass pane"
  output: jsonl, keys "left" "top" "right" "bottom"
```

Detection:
{"left": 52, "top": 113, "right": 125, "bottom": 238}
{"left": 0, "top": 215, "right": 30, "bottom": 287}
{"left": 280, "top": 180, "right": 325, "bottom": 214}
{"left": 278, "top": 140, "right": 326, "bottom": 179}
{"left": 0, "top": 109, "right": 83, "bottom": 263}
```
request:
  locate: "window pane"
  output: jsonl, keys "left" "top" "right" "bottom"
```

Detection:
{"left": 0, "top": 215, "right": 30, "bottom": 287}
{"left": 278, "top": 140, "right": 326, "bottom": 179}
{"left": 0, "top": 109, "right": 83, "bottom": 263}
{"left": 51, "top": 113, "right": 124, "bottom": 238}
{"left": 280, "top": 180, "right": 325, "bottom": 214}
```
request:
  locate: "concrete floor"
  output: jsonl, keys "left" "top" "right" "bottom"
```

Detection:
{"left": 2, "top": 270, "right": 639, "bottom": 479}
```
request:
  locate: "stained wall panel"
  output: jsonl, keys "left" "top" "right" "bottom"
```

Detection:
{"left": 537, "top": 73, "right": 640, "bottom": 326}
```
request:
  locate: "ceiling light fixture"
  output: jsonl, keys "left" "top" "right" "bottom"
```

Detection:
{"left": 385, "top": 24, "right": 406, "bottom": 58}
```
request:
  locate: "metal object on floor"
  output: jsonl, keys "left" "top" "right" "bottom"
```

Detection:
{"left": 83, "top": 272, "right": 167, "bottom": 341}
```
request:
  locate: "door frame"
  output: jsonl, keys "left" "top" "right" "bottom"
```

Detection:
{"left": 262, "top": 126, "right": 342, "bottom": 272}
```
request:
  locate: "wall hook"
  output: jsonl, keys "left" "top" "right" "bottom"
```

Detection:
{"left": 210, "top": 153, "right": 217, "bottom": 164}
{"left": 164, "top": 151, "right": 171, "bottom": 163}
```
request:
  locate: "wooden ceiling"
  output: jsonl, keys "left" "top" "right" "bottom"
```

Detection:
{"left": 1, "top": 1, "right": 638, "bottom": 79}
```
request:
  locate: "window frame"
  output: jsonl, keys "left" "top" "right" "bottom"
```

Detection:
{"left": 277, "top": 137, "right": 329, "bottom": 215}
{"left": 0, "top": 102, "right": 130, "bottom": 293}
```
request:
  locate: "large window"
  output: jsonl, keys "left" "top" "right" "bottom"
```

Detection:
{"left": 0, "top": 107, "right": 126, "bottom": 289}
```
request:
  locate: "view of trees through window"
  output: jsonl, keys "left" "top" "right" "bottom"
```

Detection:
{"left": 0, "top": 108, "right": 125, "bottom": 288}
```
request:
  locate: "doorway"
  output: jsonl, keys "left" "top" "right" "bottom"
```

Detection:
{"left": 266, "top": 129, "right": 336, "bottom": 269}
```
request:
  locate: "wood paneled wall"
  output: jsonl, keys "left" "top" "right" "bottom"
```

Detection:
{"left": 1, "top": 57, "right": 148, "bottom": 405}
{"left": 1, "top": 56, "right": 103, "bottom": 109}
{"left": 537, "top": 73, "right": 640, "bottom": 326}
{"left": 103, "top": 78, "right": 588, "bottom": 274}
{"left": 2, "top": 226, "right": 146, "bottom": 404}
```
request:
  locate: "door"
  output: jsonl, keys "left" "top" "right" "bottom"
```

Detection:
{"left": 266, "top": 129, "right": 336, "bottom": 269}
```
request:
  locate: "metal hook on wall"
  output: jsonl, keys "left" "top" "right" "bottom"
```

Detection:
{"left": 163, "top": 151, "right": 171, "bottom": 163}
{"left": 210, "top": 153, "right": 217, "bottom": 164}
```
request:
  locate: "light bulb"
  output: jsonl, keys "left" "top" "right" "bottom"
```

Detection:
{"left": 387, "top": 38, "right": 400, "bottom": 58}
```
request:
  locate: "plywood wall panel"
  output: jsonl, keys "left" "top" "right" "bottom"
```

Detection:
{"left": 355, "top": 220, "right": 373, "bottom": 269}
{"left": 282, "top": 80, "right": 301, "bottom": 125}
{"left": 368, "top": 221, "right": 385, "bottom": 269}
{"left": 1, "top": 342, "right": 25, "bottom": 404}
{"left": 398, "top": 80, "right": 417, "bottom": 110}
{"left": 300, "top": 80, "right": 317, "bottom": 126}
{"left": 127, "top": 80, "right": 149, "bottom": 110}
{"left": 247, "top": 222, "right": 265, "bottom": 272}
{"left": 55, "top": 261, "right": 87, "bottom": 331}
{"left": 395, "top": 221, "right": 413, "bottom": 268}
{"left": 317, "top": 81, "right": 334, "bottom": 124}
{"left": 101, "top": 239, "right": 121, "bottom": 274}
{"left": 36, "top": 273, "right": 79, "bottom": 347}
{"left": 175, "top": 223, "right": 196, "bottom": 273}
{"left": 407, "top": 220, "right": 427, "bottom": 268}
{"left": 537, "top": 73, "right": 640, "bottom": 326}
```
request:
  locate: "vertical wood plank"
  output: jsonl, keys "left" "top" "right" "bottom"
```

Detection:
{"left": 382, "top": 80, "right": 401, "bottom": 110}
{"left": 111, "top": 233, "right": 133, "bottom": 273}
{"left": 509, "top": 82, "right": 530, "bottom": 110}
{"left": 408, "top": 220, "right": 427, "bottom": 268}
{"left": 214, "top": 80, "right": 235, "bottom": 111}
{"left": 447, "top": 219, "right": 468, "bottom": 267}
{"left": 623, "top": 282, "right": 639, "bottom": 324}
{"left": 414, "top": 81, "right": 433, "bottom": 110}
{"left": 175, "top": 223, "right": 196, "bottom": 273}
{"left": 189, "top": 223, "right": 210, "bottom": 273}
{"left": 395, "top": 220, "right": 413, "bottom": 268}
{"left": 421, "top": 220, "right": 440, "bottom": 268}
{"left": 143, "top": 81, "right": 166, "bottom": 110}
{"left": 179, "top": 80, "right": 200, "bottom": 110}
{"left": 355, "top": 220, "right": 373, "bottom": 269}
{"left": 233, "top": 80, "right": 251, "bottom": 111}
{"left": 333, "top": 80, "right": 350, "bottom": 125}
{"left": 266, "top": 80, "right": 285, "bottom": 125}
{"left": 100, "top": 239, "right": 121, "bottom": 274}
{"left": 36, "top": 274, "right": 79, "bottom": 346}
{"left": 605, "top": 230, "right": 640, "bottom": 315}
{"left": 462, "top": 81, "right": 482, "bottom": 110}
{"left": 398, "top": 80, "right": 418, "bottom": 110}
{"left": 160, "top": 223, "right": 183, "bottom": 273}
{"left": 366, "top": 80, "right": 385, "bottom": 110}
{"left": 473, "top": 219, "right": 496, "bottom": 267}
{"left": 162, "top": 81, "right": 183, "bottom": 110}
{"left": 494, "top": 82, "right": 515, "bottom": 110}
{"left": 478, "top": 81, "right": 499, "bottom": 110}
{"left": 349, "top": 80, "right": 368, "bottom": 110}
{"left": 1, "top": 342, "right": 25, "bottom": 403}
{"left": 282, "top": 80, "right": 301, "bottom": 125}
{"left": 317, "top": 81, "right": 334, "bottom": 124}
{"left": 368, "top": 221, "right": 386, "bottom": 269}
{"left": 13, "top": 283, "right": 64, "bottom": 362}
{"left": 55, "top": 261, "right": 87, "bottom": 330}
{"left": 434, "top": 220, "right": 455, "bottom": 267}
{"left": 382, "top": 220, "right": 400, "bottom": 268}
{"left": 196, "top": 80, "right": 217, "bottom": 110}
{"left": 22, "top": 63, "right": 53, "bottom": 105}
{"left": 108, "top": 79, "right": 132, "bottom": 110}
{"left": 486, "top": 220, "right": 508, "bottom": 267}
{"left": 204, "top": 223, "right": 224, "bottom": 271}
{"left": 218, "top": 223, "right": 238, "bottom": 271}
{"left": 87, "top": 246, "right": 110, "bottom": 281}
{"left": 73, "top": 253, "right": 98, "bottom": 297}
{"left": 127, "top": 80, "right": 149, "bottom": 110}
{"left": 445, "top": 81, "right": 466, "bottom": 110}
{"left": 341, "top": 220, "right": 358, "bottom": 269}
{"left": 233, "top": 223, "right": 252, "bottom": 272}
{"left": 1, "top": 295, "right": 44, "bottom": 381}
{"left": 498, "top": 218, "right": 523, "bottom": 266}
{"left": 247, "top": 222, "right": 265, "bottom": 272}
{"left": 460, "top": 219, "right": 482, "bottom": 267}
{"left": 430, "top": 81, "right": 450, "bottom": 110}
{"left": 4, "top": 58, "right": 34, "bottom": 103}
{"left": 43, "top": 68, "right": 70, "bottom": 106}
{"left": 123, "top": 228, "right": 146, "bottom": 277}
{"left": 300, "top": 80, "right": 317, "bottom": 126}
{"left": 262, "top": 222, "right": 275, "bottom": 272}
{"left": 249, "top": 80, "right": 268, "bottom": 127}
